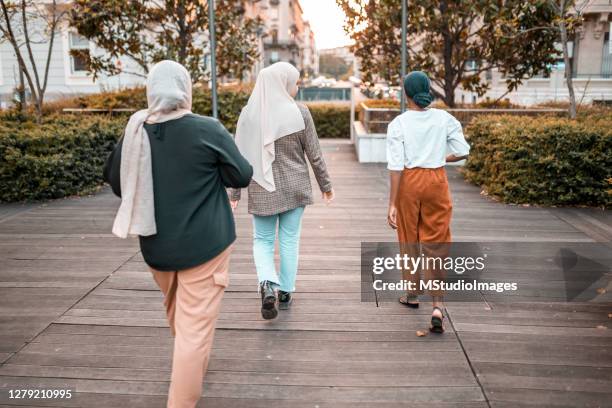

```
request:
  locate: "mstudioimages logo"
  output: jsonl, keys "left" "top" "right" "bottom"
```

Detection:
{"left": 371, "top": 278, "right": 518, "bottom": 293}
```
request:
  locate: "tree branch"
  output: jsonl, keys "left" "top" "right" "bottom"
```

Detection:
{"left": 21, "top": 0, "right": 42, "bottom": 100}
{"left": 0, "top": 0, "right": 38, "bottom": 106}
{"left": 41, "top": 0, "right": 59, "bottom": 95}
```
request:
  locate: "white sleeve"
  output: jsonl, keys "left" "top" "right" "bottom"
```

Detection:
{"left": 386, "top": 120, "right": 405, "bottom": 171}
{"left": 446, "top": 114, "right": 470, "bottom": 156}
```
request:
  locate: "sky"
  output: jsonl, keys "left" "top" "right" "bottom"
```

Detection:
{"left": 300, "top": 0, "right": 353, "bottom": 50}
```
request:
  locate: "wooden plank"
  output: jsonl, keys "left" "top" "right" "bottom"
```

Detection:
{"left": 0, "top": 365, "right": 477, "bottom": 387}
{"left": 0, "top": 376, "right": 486, "bottom": 402}
{"left": 484, "top": 388, "right": 611, "bottom": 407}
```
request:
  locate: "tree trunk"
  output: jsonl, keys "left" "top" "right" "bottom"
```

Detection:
{"left": 440, "top": 0, "right": 456, "bottom": 107}
{"left": 18, "top": 64, "right": 26, "bottom": 113}
{"left": 33, "top": 98, "right": 43, "bottom": 124}
{"left": 559, "top": 19, "right": 576, "bottom": 119}
{"left": 444, "top": 87, "right": 456, "bottom": 108}
{"left": 176, "top": 1, "right": 187, "bottom": 64}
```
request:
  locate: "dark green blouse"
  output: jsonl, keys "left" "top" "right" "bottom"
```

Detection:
{"left": 103, "top": 114, "right": 253, "bottom": 271}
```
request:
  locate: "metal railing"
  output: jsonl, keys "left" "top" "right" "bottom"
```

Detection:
{"left": 358, "top": 103, "right": 568, "bottom": 133}
{"left": 296, "top": 87, "right": 352, "bottom": 102}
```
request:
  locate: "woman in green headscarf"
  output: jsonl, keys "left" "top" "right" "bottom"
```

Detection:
{"left": 386, "top": 71, "right": 470, "bottom": 333}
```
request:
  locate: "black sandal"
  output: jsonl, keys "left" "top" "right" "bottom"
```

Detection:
{"left": 430, "top": 306, "right": 445, "bottom": 334}
{"left": 398, "top": 295, "right": 420, "bottom": 309}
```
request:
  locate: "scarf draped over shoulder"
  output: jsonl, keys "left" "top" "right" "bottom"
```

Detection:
{"left": 234, "top": 62, "right": 305, "bottom": 192}
{"left": 112, "top": 60, "right": 193, "bottom": 238}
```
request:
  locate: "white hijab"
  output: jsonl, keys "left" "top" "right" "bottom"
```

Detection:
{"left": 112, "top": 60, "right": 192, "bottom": 238}
{"left": 235, "top": 62, "right": 305, "bottom": 192}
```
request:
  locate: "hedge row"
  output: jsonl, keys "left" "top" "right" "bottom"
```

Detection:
{"left": 1, "top": 88, "right": 352, "bottom": 202}
{"left": 307, "top": 103, "right": 351, "bottom": 138}
{"left": 53, "top": 87, "right": 351, "bottom": 137}
{"left": 0, "top": 113, "right": 124, "bottom": 202}
{"left": 463, "top": 114, "right": 612, "bottom": 207}
{"left": 52, "top": 86, "right": 249, "bottom": 134}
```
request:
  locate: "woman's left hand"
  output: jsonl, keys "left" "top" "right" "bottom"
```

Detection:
{"left": 322, "top": 189, "right": 335, "bottom": 205}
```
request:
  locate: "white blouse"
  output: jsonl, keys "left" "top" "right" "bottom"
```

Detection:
{"left": 386, "top": 108, "right": 470, "bottom": 171}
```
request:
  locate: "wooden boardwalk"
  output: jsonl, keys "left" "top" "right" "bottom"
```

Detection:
{"left": 0, "top": 139, "right": 610, "bottom": 407}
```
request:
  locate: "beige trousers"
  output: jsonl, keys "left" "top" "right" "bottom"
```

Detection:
{"left": 150, "top": 245, "right": 232, "bottom": 408}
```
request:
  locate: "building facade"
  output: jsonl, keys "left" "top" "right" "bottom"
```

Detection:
{"left": 250, "top": 0, "right": 318, "bottom": 76}
{"left": 302, "top": 21, "right": 318, "bottom": 78}
{"left": 0, "top": 2, "right": 144, "bottom": 107}
{"left": 457, "top": 0, "right": 612, "bottom": 105}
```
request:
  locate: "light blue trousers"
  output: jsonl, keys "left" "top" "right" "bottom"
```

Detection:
{"left": 253, "top": 206, "right": 305, "bottom": 293}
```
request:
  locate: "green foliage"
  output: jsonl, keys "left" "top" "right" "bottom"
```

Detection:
{"left": 463, "top": 114, "right": 612, "bottom": 207}
{"left": 70, "top": 0, "right": 262, "bottom": 82}
{"left": 337, "top": 0, "right": 560, "bottom": 107}
{"left": 1, "top": 88, "right": 351, "bottom": 202}
{"left": 52, "top": 86, "right": 250, "bottom": 134}
{"left": 318, "top": 55, "right": 351, "bottom": 80}
{"left": 0, "top": 114, "right": 125, "bottom": 202}
{"left": 306, "top": 103, "right": 351, "bottom": 139}
{"left": 52, "top": 88, "right": 351, "bottom": 137}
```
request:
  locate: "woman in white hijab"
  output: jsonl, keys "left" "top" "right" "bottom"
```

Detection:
{"left": 230, "top": 62, "right": 334, "bottom": 319}
{"left": 104, "top": 60, "right": 252, "bottom": 408}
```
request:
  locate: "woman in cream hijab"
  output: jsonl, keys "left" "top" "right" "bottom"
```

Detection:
{"left": 230, "top": 62, "right": 334, "bottom": 319}
{"left": 104, "top": 60, "right": 252, "bottom": 408}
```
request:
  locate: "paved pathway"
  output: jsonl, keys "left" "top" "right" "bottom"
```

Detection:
{"left": 0, "top": 139, "right": 610, "bottom": 407}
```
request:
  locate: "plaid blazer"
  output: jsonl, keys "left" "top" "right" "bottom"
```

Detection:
{"left": 229, "top": 104, "right": 332, "bottom": 216}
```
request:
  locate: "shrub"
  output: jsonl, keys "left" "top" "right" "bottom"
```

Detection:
{"left": 0, "top": 114, "right": 124, "bottom": 202}
{"left": 306, "top": 103, "right": 350, "bottom": 138}
{"left": 1, "top": 89, "right": 353, "bottom": 202}
{"left": 474, "top": 99, "right": 521, "bottom": 109}
{"left": 54, "top": 88, "right": 351, "bottom": 138}
{"left": 463, "top": 114, "right": 612, "bottom": 207}
{"left": 50, "top": 86, "right": 250, "bottom": 134}
{"left": 362, "top": 99, "right": 400, "bottom": 109}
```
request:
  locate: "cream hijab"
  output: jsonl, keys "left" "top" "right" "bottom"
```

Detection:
{"left": 235, "top": 62, "right": 305, "bottom": 192}
{"left": 112, "top": 60, "right": 192, "bottom": 238}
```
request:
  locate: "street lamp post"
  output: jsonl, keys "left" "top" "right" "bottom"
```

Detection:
{"left": 400, "top": 0, "right": 407, "bottom": 113}
{"left": 209, "top": 0, "right": 218, "bottom": 119}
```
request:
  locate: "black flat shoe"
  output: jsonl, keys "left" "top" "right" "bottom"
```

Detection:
{"left": 278, "top": 290, "right": 293, "bottom": 310}
{"left": 260, "top": 281, "right": 278, "bottom": 320}
{"left": 430, "top": 306, "right": 445, "bottom": 334}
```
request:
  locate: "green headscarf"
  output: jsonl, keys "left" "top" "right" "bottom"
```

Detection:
{"left": 403, "top": 71, "right": 433, "bottom": 108}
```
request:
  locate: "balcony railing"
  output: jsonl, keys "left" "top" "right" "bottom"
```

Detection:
{"left": 263, "top": 39, "right": 300, "bottom": 49}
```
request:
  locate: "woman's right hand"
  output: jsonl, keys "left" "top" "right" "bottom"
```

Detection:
{"left": 230, "top": 200, "right": 239, "bottom": 211}
{"left": 387, "top": 205, "right": 398, "bottom": 229}
{"left": 322, "top": 189, "right": 335, "bottom": 205}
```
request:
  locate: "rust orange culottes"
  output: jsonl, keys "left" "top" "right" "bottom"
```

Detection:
{"left": 150, "top": 244, "right": 232, "bottom": 408}
{"left": 396, "top": 167, "right": 452, "bottom": 297}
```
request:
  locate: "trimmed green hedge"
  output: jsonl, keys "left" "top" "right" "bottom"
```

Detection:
{"left": 463, "top": 114, "right": 612, "bottom": 207}
{"left": 1, "top": 88, "right": 352, "bottom": 202}
{"left": 0, "top": 114, "right": 124, "bottom": 202}
{"left": 56, "top": 87, "right": 351, "bottom": 137}
{"left": 54, "top": 86, "right": 249, "bottom": 134}
{"left": 307, "top": 103, "right": 350, "bottom": 138}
